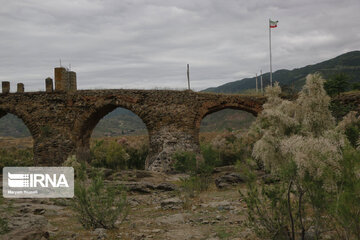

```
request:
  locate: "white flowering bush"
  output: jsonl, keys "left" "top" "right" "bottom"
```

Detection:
{"left": 242, "top": 73, "right": 360, "bottom": 239}
{"left": 252, "top": 74, "right": 346, "bottom": 181}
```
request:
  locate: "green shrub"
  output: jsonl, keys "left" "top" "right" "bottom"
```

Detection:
{"left": 240, "top": 180, "right": 291, "bottom": 240}
{"left": 91, "top": 140, "right": 129, "bottom": 170}
{"left": 72, "top": 174, "right": 128, "bottom": 230}
{"left": 0, "top": 147, "right": 33, "bottom": 170}
{"left": 324, "top": 73, "right": 349, "bottom": 97}
{"left": 0, "top": 196, "right": 10, "bottom": 235}
{"left": 344, "top": 122, "right": 360, "bottom": 148}
{"left": 209, "top": 132, "right": 253, "bottom": 167}
{"left": 201, "top": 143, "right": 221, "bottom": 168}
{"left": 0, "top": 218, "right": 9, "bottom": 235}
{"left": 90, "top": 140, "right": 148, "bottom": 170}
{"left": 126, "top": 144, "right": 148, "bottom": 170}
{"left": 173, "top": 151, "right": 197, "bottom": 173}
{"left": 330, "top": 100, "right": 357, "bottom": 122}
{"left": 179, "top": 172, "right": 211, "bottom": 198}
{"left": 331, "top": 146, "right": 360, "bottom": 239}
{"left": 235, "top": 158, "right": 258, "bottom": 178}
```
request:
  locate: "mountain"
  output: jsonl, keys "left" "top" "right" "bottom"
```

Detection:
{"left": 0, "top": 114, "right": 31, "bottom": 138}
{"left": 200, "top": 109, "right": 255, "bottom": 132}
{"left": 203, "top": 51, "right": 360, "bottom": 93}
{"left": 91, "top": 108, "right": 148, "bottom": 137}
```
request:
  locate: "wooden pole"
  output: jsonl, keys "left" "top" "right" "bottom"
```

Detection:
{"left": 187, "top": 64, "right": 190, "bottom": 90}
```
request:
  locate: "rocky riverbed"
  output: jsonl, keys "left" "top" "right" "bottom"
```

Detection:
{"left": 0, "top": 167, "right": 257, "bottom": 240}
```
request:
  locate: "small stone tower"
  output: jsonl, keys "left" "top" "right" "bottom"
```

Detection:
{"left": 54, "top": 67, "right": 77, "bottom": 92}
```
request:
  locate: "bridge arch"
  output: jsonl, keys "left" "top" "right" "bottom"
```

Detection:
{"left": 73, "top": 99, "right": 151, "bottom": 162}
{"left": 0, "top": 106, "right": 41, "bottom": 164}
{"left": 195, "top": 102, "right": 259, "bottom": 129}
{"left": 0, "top": 107, "right": 40, "bottom": 139}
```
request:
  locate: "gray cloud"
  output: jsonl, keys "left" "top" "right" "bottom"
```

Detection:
{"left": 0, "top": 0, "right": 359, "bottom": 92}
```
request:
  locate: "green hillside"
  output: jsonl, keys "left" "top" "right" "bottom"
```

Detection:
{"left": 0, "top": 114, "right": 31, "bottom": 138}
{"left": 200, "top": 109, "right": 255, "bottom": 132}
{"left": 91, "top": 108, "right": 148, "bottom": 137}
{"left": 203, "top": 51, "right": 360, "bottom": 93}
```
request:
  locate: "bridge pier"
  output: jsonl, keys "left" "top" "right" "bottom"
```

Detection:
{"left": 145, "top": 126, "right": 201, "bottom": 172}
{"left": 33, "top": 129, "right": 76, "bottom": 166}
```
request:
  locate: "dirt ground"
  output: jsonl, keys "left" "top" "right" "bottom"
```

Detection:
{"left": 0, "top": 169, "right": 257, "bottom": 240}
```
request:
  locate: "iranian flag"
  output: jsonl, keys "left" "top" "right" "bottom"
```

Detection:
{"left": 269, "top": 19, "right": 278, "bottom": 28}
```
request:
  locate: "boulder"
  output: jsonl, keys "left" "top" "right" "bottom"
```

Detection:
{"left": 155, "top": 182, "right": 177, "bottom": 191}
{"left": 160, "top": 197, "right": 183, "bottom": 210}
{"left": 93, "top": 228, "right": 107, "bottom": 240}
{"left": 215, "top": 172, "right": 245, "bottom": 189}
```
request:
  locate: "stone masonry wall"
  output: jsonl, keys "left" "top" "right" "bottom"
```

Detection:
{"left": 0, "top": 89, "right": 265, "bottom": 172}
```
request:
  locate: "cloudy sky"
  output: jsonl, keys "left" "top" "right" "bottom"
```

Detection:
{"left": 0, "top": 0, "right": 359, "bottom": 92}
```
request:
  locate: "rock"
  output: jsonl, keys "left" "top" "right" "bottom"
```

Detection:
{"left": 135, "top": 170, "right": 154, "bottom": 179}
{"left": 20, "top": 207, "right": 31, "bottom": 214}
{"left": 207, "top": 200, "right": 232, "bottom": 211}
{"left": 215, "top": 172, "right": 245, "bottom": 189}
{"left": 213, "top": 165, "right": 235, "bottom": 173}
{"left": 125, "top": 182, "right": 153, "bottom": 194}
{"left": 155, "top": 182, "right": 177, "bottom": 191}
{"left": 93, "top": 228, "right": 107, "bottom": 240}
{"left": 33, "top": 208, "right": 46, "bottom": 215}
{"left": 156, "top": 213, "right": 189, "bottom": 224}
{"left": 122, "top": 181, "right": 177, "bottom": 193}
{"left": 128, "top": 198, "right": 141, "bottom": 207}
{"left": 201, "top": 220, "right": 209, "bottom": 224}
{"left": 100, "top": 168, "right": 114, "bottom": 179}
{"left": 163, "top": 226, "right": 204, "bottom": 240}
{"left": 132, "top": 232, "right": 146, "bottom": 240}
{"left": 160, "top": 197, "right": 183, "bottom": 210}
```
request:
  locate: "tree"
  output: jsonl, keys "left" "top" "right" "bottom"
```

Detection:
{"left": 351, "top": 82, "right": 360, "bottom": 91}
{"left": 324, "top": 73, "right": 349, "bottom": 96}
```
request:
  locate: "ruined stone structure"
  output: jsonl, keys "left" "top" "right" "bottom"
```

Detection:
{"left": 17, "top": 83, "right": 24, "bottom": 93}
{"left": 0, "top": 74, "right": 265, "bottom": 172}
{"left": 54, "top": 67, "right": 77, "bottom": 92}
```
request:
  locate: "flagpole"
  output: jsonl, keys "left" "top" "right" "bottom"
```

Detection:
{"left": 260, "top": 69, "right": 263, "bottom": 95}
{"left": 269, "top": 19, "right": 272, "bottom": 87}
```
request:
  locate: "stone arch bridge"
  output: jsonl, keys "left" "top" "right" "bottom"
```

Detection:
{"left": 0, "top": 90, "right": 265, "bottom": 172}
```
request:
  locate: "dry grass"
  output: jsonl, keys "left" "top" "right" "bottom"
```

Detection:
{"left": 0, "top": 132, "right": 227, "bottom": 150}
{"left": 0, "top": 137, "right": 33, "bottom": 149}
